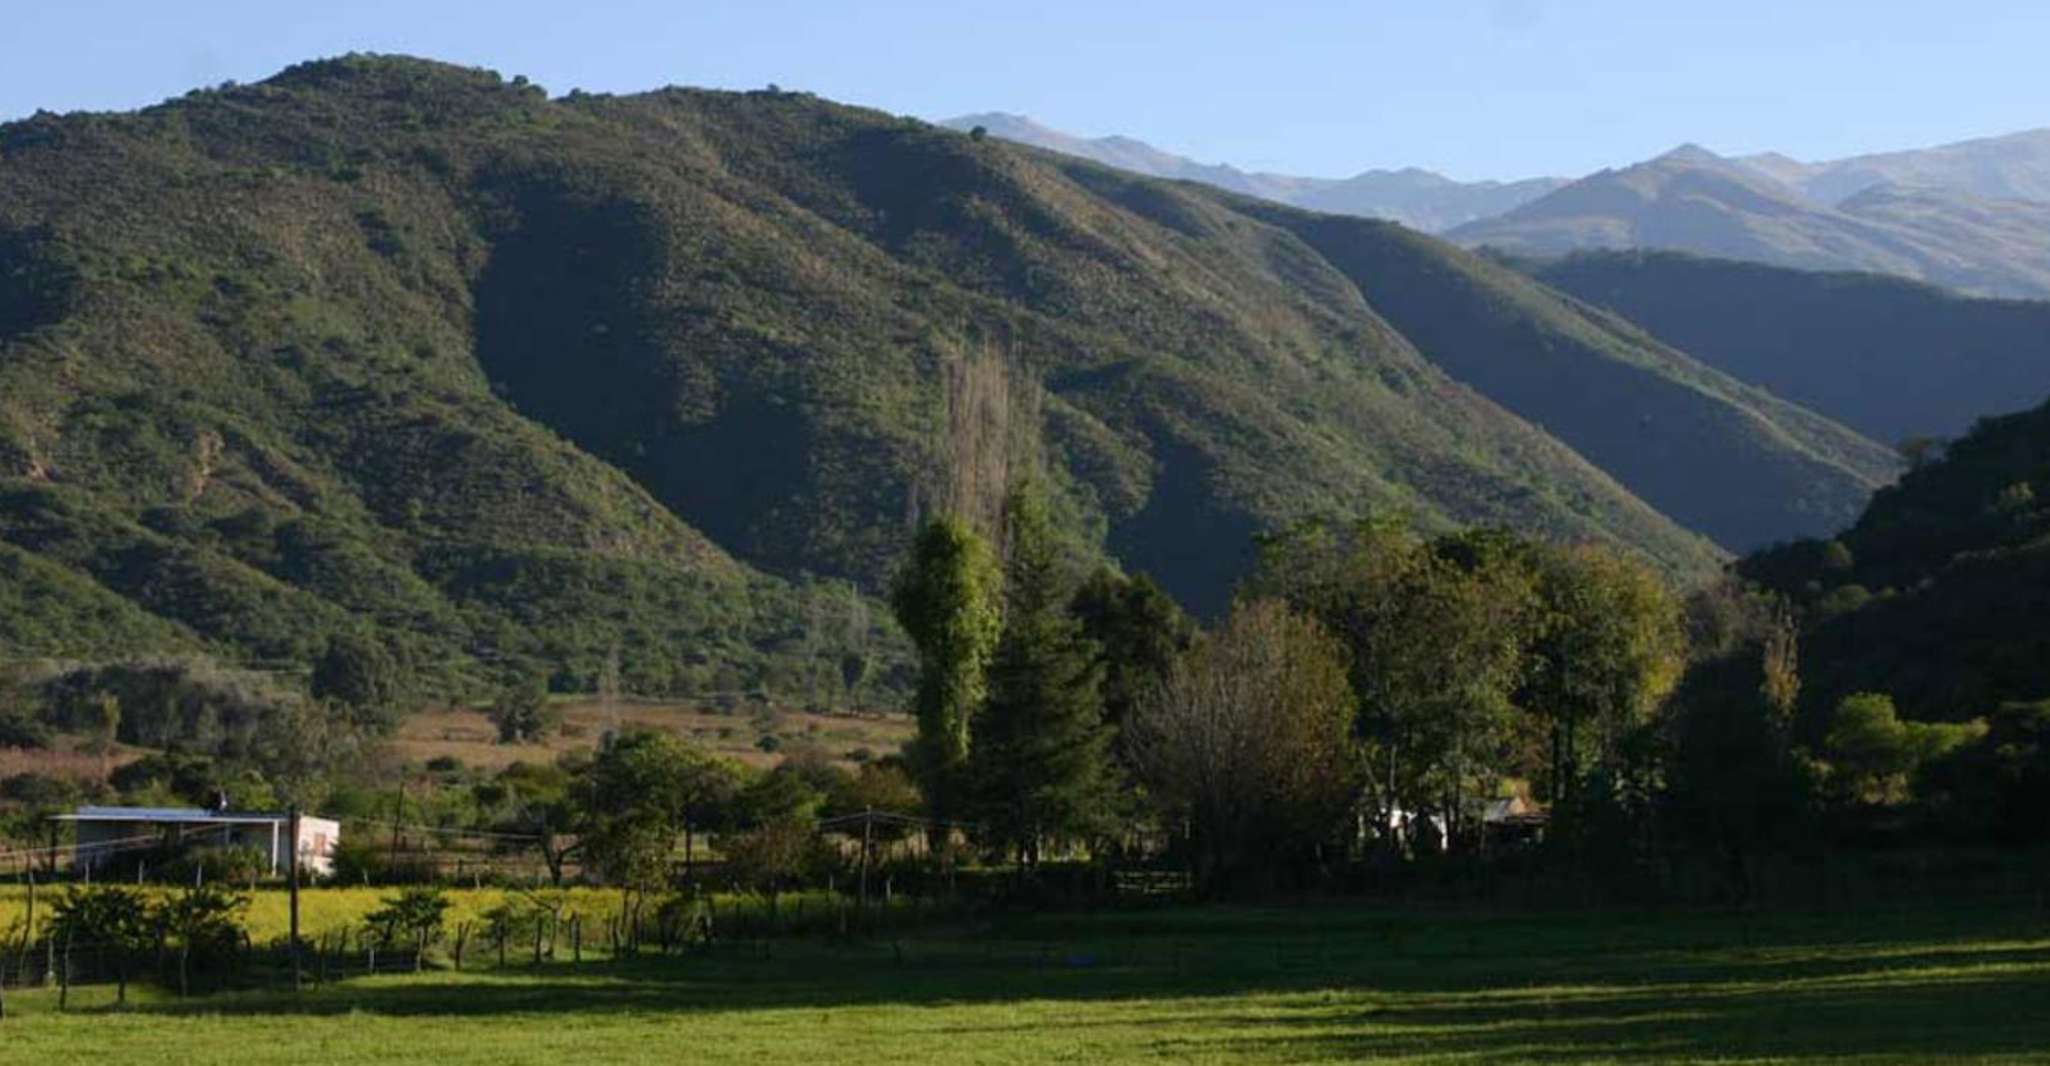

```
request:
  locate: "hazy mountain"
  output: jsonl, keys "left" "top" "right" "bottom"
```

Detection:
{"left": 1533, "top": 250, "right": 2050, "bottom": 446}
{"left": 1452, "top": 145, "right": 2050, "bottom": 299}
{"left": 938, "top": 112, "right": 1563, "bottom": 231}
{"left": 1741, "top": 128, "right": 2050, "bottom": 206}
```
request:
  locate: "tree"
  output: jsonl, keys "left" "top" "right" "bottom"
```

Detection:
{"left": 490, "top": 674, "right": 559, "bottom": 744}
{"left": 890, "top": 516, "right": 1003, "bottom": 827}
{"left": 1660, "top": 603, "right": 1818, "bottom": 899}
{"left": 1819, "top": 693, "right": 1985, "bottom": 806}
{"left": 1523, "top": 543, "right": 1687, "bottom": 804}
{"left": 49, "top": 886, "right": 152, "bottom": 1005}
{"left": 365, "top": 886, "right": 451, "bottom": 971}
{"left": 489, "top": 761, "right": 583, "bottom": 885}
{"left": 1126, "top": 600, "right": 1359, "bottom": 892}
{"left": 153, "top": 883, "right": 249, "bottom": 995}
{"left": 1071, "top": 566, "right": 1192, "bottom": 736}
{"left": 968, "top": 481, "right": 1114, "bottom": 865}
{"left": 581, "top": 731, "right": 742, "bottom": 887}
{"left": 311, "top": 634, "right": 411, "bottom": 722}
{"left": 1250, "top": 519, "right": 1537, "bottom": 848}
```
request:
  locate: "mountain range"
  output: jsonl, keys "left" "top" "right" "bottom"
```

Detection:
{"left": 939, "top": 113, "right": 1567, "bottom": 232}
{"left": 1455, "top": 143, "right": 2050, "bottom": 299}
{"left": 944, "top": 112, "right": 2050, "bottom": 299}
{"left": 0, "top": 55, "right": 1939, "bottom": 681}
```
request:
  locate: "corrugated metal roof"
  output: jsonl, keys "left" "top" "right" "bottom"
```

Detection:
{"left": 58, "top": 806, "right": 291, "bottom": 825}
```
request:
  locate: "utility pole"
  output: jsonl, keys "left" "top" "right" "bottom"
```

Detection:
{"left": 288, "top": 806, "right": 302, "bottom": 992}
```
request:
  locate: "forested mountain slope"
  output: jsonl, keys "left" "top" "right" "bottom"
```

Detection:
{"left": 1741, "top": 398, "right": 2050, "bottom": 724}
{"left": 0, "top": 55, "right": 1895, "bottom": 677}
{"left": 1533, "top": 251, "right": 2050, "bottom": 445}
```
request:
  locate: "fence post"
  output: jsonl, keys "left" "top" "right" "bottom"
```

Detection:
{"left": 58, "top": 925, "right": 71, "bottom": 1011}
{"left": 453, "top": 923, "right": 469, "bottom": 972}
{"left": 572, "top": 915, "right": 582, "bottom": 964}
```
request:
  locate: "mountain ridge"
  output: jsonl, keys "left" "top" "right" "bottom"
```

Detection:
{"left": 0, "top": 55, "right": 1906, "bottom": 677}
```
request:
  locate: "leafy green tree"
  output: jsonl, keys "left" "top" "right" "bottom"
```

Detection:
{"left": 582, "top": 731, "right": 742, "bottom": 886}
{"left": 1071, "top": 566, "right": 1192, "bottom": 735}
{"left": 1127, "top": 600, "right": 1358, "bottom": 892}
{"left": 1820, "top": 692, "right": 1985, "bottom": 806}
{"left": 153, "top": 883, "right": 249, "bottom": 995}
{"left": 1252, "top": 519, "right": 1538, "bottom": 847}
{"left": 968, "top": 482, "right": 1114, "bottom": 865}
{"left": 489, "top": 674, "right": 559, "bottom": 744}
{"left": 310, "top": 634, "right": 410, "bottom": 719}
{"left": 488, "top": 761, "right": 584, "bottom": 885}
{"left": 1524, "top": 543, "right": 1687, "bottom": 804}
{"left": 890, "top": 516, "right": 1003, "bottom": 827}
{"left": 49, "top": 886, "right": 152, "bottom": 1004}
{"left": 365, "top": 885, "right": 451, "bottom": 971}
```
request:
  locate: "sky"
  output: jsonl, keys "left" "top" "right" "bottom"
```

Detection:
{"left": 4, "top": 0, "right": 2047, "bottom": 181}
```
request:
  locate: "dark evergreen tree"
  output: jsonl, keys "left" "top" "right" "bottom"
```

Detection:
{"left": 1071, "top": 567, "right": 1192, "bottom": 736}
{"left": 968, "top": 481, "right": 1113, "bottom": 866}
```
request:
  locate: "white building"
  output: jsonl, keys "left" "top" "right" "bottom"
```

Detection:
{"left": 56, "top": 806, "right": 341, "bottom": 878}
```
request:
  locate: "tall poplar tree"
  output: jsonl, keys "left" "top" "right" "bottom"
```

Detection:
{"left": 890, "top": 515, "right": 1004, "bottom": 826}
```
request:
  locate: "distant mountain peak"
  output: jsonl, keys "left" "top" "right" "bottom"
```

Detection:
{"left": 1655, "top": 143, "right": 1726, "bottom": 166}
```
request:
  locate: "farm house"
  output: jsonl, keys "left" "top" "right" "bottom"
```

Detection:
{"left": 54, "top": 805, "right": 341, "bottom": 878}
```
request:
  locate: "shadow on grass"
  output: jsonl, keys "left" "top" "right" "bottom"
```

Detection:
{"left": 133, "top": 903, "right": 2050, "bottom": 1062}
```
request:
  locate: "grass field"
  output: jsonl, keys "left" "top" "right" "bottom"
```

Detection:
{"left": 2, "top": 903, "right": 2046, "bottom": 1063}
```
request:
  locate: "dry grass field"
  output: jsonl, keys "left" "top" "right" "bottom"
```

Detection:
{"left": 389, "top": 698, "right": 914, "bottom": 772}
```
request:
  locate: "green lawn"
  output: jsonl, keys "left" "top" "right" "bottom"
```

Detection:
{"left": 2, "top": 904, "right": 2047, "bottom": 1064}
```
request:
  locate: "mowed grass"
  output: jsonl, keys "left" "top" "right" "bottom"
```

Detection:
{"left": 2, "top": 903, "right": 2047, "bottom": 1064}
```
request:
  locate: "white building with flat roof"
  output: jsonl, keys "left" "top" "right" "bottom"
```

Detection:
{"left": 54, "top": 806, "right": 340, "bottom": 878}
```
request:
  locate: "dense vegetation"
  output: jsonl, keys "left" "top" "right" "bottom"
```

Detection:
{"left": 1740, "top": 394, "right": 2050, "bottom": 739}
{"left": 1533, "top": 249, "right": 2050, "bottom": 444}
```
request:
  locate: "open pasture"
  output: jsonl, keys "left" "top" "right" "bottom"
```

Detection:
{"left": 2, "top": 903, "right": 2046, "bottom": 1064}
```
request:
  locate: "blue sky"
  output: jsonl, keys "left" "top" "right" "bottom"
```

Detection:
{"left": 5, "top": 0, "right": 2046, "bottom": 181}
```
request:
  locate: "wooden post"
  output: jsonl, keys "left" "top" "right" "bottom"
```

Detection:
{"left": 19, "top": 869, "right": 34, "bottom": 987}
{"left": 453, "top": 922, "right": 469, "bottom": 972}
{"left": 572, "top": 915, "right": 582, "bottom": 964}
{"left": 58, "top": 924, "right": 71, "bottom": 1011}
{"left": 288, "top": 807, "right": 302, "bottom": 992}
{"left": 858, "top": 808, "right": 873, "bottom": 920}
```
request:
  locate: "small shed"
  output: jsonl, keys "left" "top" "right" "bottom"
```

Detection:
{"left": 54, "top": 806, "right": 341, "bottom": 878}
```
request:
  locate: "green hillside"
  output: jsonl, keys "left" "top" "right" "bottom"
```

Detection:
{"left": 0, "top": 54, "right": 1899, "bottom": 681}
{"left": 1218, "top": 205, "right": 1899, "bottom": 550}
{"left": 1740, "top": 397, "right": 2050, "bottom": 724}
{"left": 1531, "top": 250, "right": 2050, "bottom": 445}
